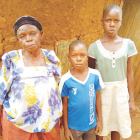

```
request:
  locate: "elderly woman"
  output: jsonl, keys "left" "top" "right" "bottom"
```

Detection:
{"left": 0, "top": 16, "right": 62, "bottom": 140}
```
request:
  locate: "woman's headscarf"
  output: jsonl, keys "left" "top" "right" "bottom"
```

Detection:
{"left": 13, "top": 16, "right": 42, "bottom": 36}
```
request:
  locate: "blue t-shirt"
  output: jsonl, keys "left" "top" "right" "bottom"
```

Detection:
{"left": 59, "top": 68, "right": 105, "bottom": 131}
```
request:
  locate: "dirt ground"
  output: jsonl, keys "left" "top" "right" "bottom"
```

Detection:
{"left": 60, "top": 93, "right": 140, "bottom": 140}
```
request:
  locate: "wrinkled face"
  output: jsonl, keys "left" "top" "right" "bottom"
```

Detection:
{"left": 17, "top": 24, "right": 43, "bottom": 52}
{"left": 102, "top": 8, "right": 122, "bottom": 37}
{"left": 68, "top": 44, "right": 88, "bottom": 70}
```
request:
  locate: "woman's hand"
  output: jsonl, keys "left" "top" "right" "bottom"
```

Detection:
{"left": 64, "top": 128, "right": 74, "bottom": 140}
{"left": 95, "top": 120, "right": 102, "bottom": 135}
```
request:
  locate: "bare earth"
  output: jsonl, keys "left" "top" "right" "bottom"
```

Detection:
{"left": 60, "top": 94, "right": 140, "bottom": 140}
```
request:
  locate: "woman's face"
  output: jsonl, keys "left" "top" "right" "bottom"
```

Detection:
{"left": 17, "top": 24, "right": 43, "bottom": 53}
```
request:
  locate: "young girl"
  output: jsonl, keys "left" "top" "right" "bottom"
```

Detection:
{"left": 59, "top": 40, "right": 105, "bottom": 140}
{"left": 88, "top": 5, "right": 138, "bottom": 140}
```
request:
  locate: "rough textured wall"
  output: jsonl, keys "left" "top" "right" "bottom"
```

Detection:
{"left": 0, "top": 0, "right": 122, "bottom": 67}
{"left": 118, "top": 0, "right": 140, "bottom": 98}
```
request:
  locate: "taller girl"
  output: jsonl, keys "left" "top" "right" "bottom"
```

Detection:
{"left": 88, "top": 5, "right": 138, "bottom": 140}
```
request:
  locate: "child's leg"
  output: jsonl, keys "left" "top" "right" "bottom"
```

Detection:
{"left": 111, "top": 131, "right": 120, "bottom": 140}
{"left": 70, "top": 129, "right": 82, "bottom": 140}
{"left": 82, "top": 127, "right": 95, "bottom": 140}
{"left": 82, "top": 133, "right": 95, "bottom": 140}
{"left": 96, "top": 131, "right": 120, "bottom": 140}
{"left": 96, "top": 135, "right": 103, "bottom": 140}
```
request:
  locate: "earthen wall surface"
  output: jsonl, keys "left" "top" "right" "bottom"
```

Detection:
{"left": 0, "top": 0, "right": 122, "bottom": 67}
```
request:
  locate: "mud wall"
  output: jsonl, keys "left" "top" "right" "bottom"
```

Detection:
{"left": 118, "top": 0, "right": 140, "bottom": 98}
{"left": 0, "top": 0, "right": 122, "bottom": 66}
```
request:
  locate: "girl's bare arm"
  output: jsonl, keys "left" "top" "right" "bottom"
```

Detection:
{"left": 127, "top": 57, "right": 135, "bottom": 118}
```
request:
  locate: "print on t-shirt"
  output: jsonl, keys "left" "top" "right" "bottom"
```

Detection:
{"left": 89, "top": 84, "right": 95, "bottom": 125}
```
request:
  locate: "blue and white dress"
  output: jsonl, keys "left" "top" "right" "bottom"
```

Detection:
{"left": 0, "top": 49, "right": 62, "bottom": 133}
